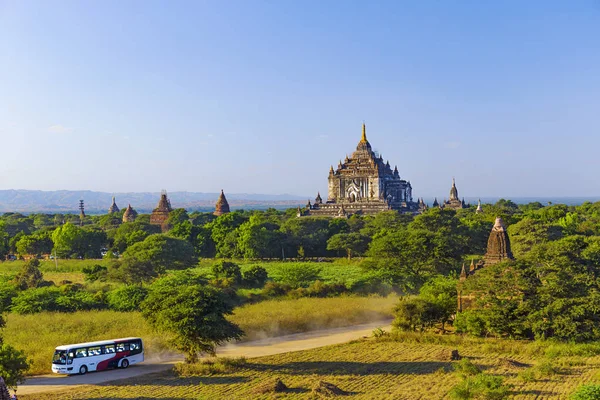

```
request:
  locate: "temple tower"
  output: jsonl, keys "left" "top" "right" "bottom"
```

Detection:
{"left": 122, "top": 204, "right": 138, "bottom": 223}
{"left": 108, "top": 196, "right": 120, "bottom": 214}
{"left": 476, "top": 199, "right": 483, "bottom": 214}
{"left": 150, "top": 190, "right": 172, "bottom": 225}
{"left": 443, "top": 178, "right": 465, "bottom": 209}
{"left": 214, "top": 190, "right": 230, "bottom": 216}
{"left": 484, "top": 217, "right": 514, "bottom": 265}
{"left": 79, "top": 200, "right": 85, "bottom": 226}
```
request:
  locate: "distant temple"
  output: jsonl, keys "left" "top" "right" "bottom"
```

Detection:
{"left": 150, "top": 190, "right": 172, "bottom": 226}
{"left": 302, "top": 123, "right": 418, "bottom": 217}
{"left": 108, "top": 196, "right": 120, "bottom": 214}
{"left": 442, "top": 178, "right": 467, "bottom": 210}
{"left": 122, "top": 204, "right": 138, "bottom": 223}
{"left": 214, "top": 190, "right": 230, "bottom": 216}
{"left": 458, "top": 216, "right": 515, "bottom": 311}
{"left": 476, "top": 199, "right": 483, "bottom": 214}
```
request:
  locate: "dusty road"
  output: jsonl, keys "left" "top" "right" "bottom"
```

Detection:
{"left": 19, "top": 320, "right": 392, "bottom": 396}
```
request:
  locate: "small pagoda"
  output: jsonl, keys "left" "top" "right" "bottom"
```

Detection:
{"left": 150, "top": 190, "right": 172, "bottom": 225}
{"left": 483, "top": 217, "right": 514, "bottom": 265}
{"left": 108, "top": 196, "right": 120, "bottom": 214}
{"left": 122, "top": 204, "right": 138, "bottom": 223}
{"left": 214, "top": 190, "right": 230, "bottom": 216}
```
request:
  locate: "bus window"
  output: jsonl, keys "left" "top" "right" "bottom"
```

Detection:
{"left": 88, "top": 346, "right": 102, "bottom": 356}
{"left": 116, "top": 343, "right": 129, "bottom": 352}
{"left": 75, "top": 348, "right": 87, "bottom": 358}
{"left": 129, "top": 340, "right": 143, "bottom": 355}
{"left": 104, "top": 345, "right": 116, "bottom": 354}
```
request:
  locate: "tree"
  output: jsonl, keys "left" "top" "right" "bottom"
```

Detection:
{"left": 327, "top": 232, "right": 370, "bottom": 259}
{"left": 15, "top": 232, "right": 53, "bottom": 257}
{"left": 418, "top": 275, "right": 458, "bottom": 331}
{"left": 211, "top": 261, "right": 242, "bottom": 283}
{"left": 112, "top": 221, "right": 161, "bottom": 254}
{"left": 13, "top": 259, "right": 45, "bottom": 290}
{"left": 393, "top": 297, "right": 440, "bottom": 332}
{"left": 242, "top": 265, "right": 268, "bottom": 288}
{"left": 141, "top": 271, "right": 243, "bottom": 362}
{"left": 236, "top": 214, "right": 282, "bottom": 259}
{"left": 122, "top": 234, "right": 196, "bottom": 274}
{"left": 0, "top": 343, "right": 29, "bottom": 389}
{"left": 52, "top": 223, "right": 107, "bottom": 258}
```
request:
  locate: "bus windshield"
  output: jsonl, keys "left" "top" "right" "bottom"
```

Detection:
{"left": 52, "top": 350, "right": 69, "bottom": 365}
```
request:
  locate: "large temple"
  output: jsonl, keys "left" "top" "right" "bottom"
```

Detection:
{"left": 150, "top": 190, "right": 172, "bottom": 226}
{"left": 301, "top": 124, "right": 418, "bottom": 217}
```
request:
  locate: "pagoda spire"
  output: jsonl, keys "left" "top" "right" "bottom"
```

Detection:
{"left": 361, "top": 122, "right": 367, "bottom": 142}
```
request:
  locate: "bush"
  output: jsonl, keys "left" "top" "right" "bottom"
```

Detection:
{"left": 242, "top": 265, "right": 268, "bottom": 288}
{"left": 261, "top": 281, "right": 292, "bottom": 298}
{"left": 107, "top": 285, "right": 149, "bottom": 311}
{"left": 11, "top": 287, "right": 61, "bottom": 314}
{"left": 272, "top": 264, "right": 321, "bottom": 288}
{"left": 0, "top": 343, "right": 29, "bottom": 389}
{"left": 453, "top": 358, "right": 482, "bottom": 378}
{"left": 571, "top": 384, "right": 600, "bottom": 400}
{"left": 82, "top": 264, "right": 108, "bottom": 282}
{"left": 13, "top": 259, "right": 44, "bottom": 290}
{"left": 454, "top": 310, "right": 488, "bottom": 337}
{"left": 0, "top": 282, "right": 18, "bottom": 312}
{"left": 449, "top": 374, "right": 510, "bottom": 400}
{"left": 212, "top": 261, "right": 242, "bottom": 283}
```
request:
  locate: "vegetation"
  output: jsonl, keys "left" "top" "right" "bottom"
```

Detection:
{"left": 21, "top": 332, "right": 600, "bottom": 399}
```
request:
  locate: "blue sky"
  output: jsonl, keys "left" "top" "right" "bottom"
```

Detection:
{"left": 1, "top": 1, "right": 599, "bottom": 198}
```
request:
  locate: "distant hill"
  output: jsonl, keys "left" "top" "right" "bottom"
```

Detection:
{"left": 0, "top": 190, "right": 307, "bottom": 214}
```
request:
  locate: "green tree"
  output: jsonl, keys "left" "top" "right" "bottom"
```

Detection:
{"left": 15, "top": 232, "right": 53, "bottom": 257}
{"left": 242, "top": 265, "right": 268, "bottom": 288}
{"left": 418, "top": 275, "right": 458, "bottom": 331}
{"left": 122, "top": 234, "right": 197, "bottom": 274}
{"left": 112, "top": 221, "right": 161, "bottom": 254}
{"left": 327, "top": 232, "right": 370, "bottom": 259}
{"left": 0, "top": 343, "right": 29, "bottom": 389}
{"left": 13, "top": 259, "right": 45, "bottom": 290}
{"left": 236, "top": 214, "right": 282, "bottom": 259}
{"left": 211, "top": 261, "right": 242, "bottom": 283}
{"left": 141, "top": 271, "right": 243, "bottom": 362}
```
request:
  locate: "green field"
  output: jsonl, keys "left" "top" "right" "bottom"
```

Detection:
{"left": 5, "top": 295, "right": 396, "bottom": 375}
{"left": 22, "top": 333, "right": 600, "bottom": 399}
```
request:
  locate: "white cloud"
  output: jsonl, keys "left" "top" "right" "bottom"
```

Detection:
{"left": 48, "top": 124, "right": 73, "bottom": 134}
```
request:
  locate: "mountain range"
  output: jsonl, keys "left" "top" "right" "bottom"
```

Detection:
{"left": 0, "top": 190, "right": 307, "bottom": 213}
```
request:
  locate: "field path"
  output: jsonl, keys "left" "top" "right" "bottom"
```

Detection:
{"left": 18, "top": 320, "right": 392, "bottom": 396}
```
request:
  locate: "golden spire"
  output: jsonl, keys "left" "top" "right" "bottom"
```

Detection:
{"left": 361, "top": 122, "right": 367, "bottom": 142}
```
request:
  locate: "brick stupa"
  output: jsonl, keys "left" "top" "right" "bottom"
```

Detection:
{"left": 108, "top": 196, "right": 120, "bottom": 214}
{"left": 214, "top": 190, "right": 230, "bottom": 216}
{"left": 122, "top": 204, "right": 138, "bottom": 223}
{"left": 150, "top": 191, "right": 172, "bottom": 225}
{"left": 483, "top": 217, "right": 514, "bottom": 265}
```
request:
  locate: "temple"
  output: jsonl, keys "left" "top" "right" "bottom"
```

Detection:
{"left": 108, "top": 196, "right": 120, "bottom": 214}
{"left": 442, "top": 178, "right": 467, "bottom": 209}
{"left": 150, "top": 190, "right": 172, "bottom": 226}
{"left": 302, "top": 123, "right": 418, "bottom": 217}
{"left": 122, "top": 204, "right": 138, "bottom": 223}
{"left": 214, "top": 190, "right": 230, "bottom": 216}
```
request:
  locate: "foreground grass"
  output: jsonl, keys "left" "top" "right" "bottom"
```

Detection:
{"left": 5, "top": 295, "right": 396, "bottom": 375}
{"left": 23, "top": 332, "right": 600, "bottom": 399}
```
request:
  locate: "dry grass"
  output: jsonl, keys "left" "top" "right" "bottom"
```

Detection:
{"left": 5, "top": 295, "right": 396, "bottom": 375}
{"left": 22, "top": 335, "right": 600, "bottom": 399}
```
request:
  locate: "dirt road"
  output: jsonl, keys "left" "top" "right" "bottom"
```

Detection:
{"left": 19, "top": 320, "right": 392, "bottom": 396}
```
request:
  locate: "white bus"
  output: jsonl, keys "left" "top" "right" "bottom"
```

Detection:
{"left": 51, "top": 337, "right": 144, "bottom": 375}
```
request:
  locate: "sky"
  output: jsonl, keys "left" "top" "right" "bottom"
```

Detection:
{"left": 0, "top": 1, "right": 599, "bottom": 198}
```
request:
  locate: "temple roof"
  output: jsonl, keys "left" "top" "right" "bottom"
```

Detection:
{"left": 122, "top": 204, "right": 138, "bottom": 222}
{"left": 450, "top": 178, "right": 459, "bottom": 200}
{"left": 214, "top": 190, "right": 230, "bottom": 216}
{"left": 154, "top": 191, "right": 172, "bottom": 212}
{"left": 108, "top": 196, "right": 120, "bottom": 214}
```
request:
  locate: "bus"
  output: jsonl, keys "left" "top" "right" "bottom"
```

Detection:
{"left": 51, "top": 337, "right": 144, "bottom": 375}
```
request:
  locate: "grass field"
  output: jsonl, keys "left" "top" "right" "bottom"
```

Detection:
{"left": 5, "top": 295, "right": 396, "bottom": 375}
{"left": 0, "top": 259, "right": 101, "bottom": 284}
{"left": 22, "top": 332, "right": 600, "bottom": 399}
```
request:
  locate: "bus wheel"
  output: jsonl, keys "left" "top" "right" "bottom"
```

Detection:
{"left": 79, "top": 365, "right": 87, "bottom": 375}
{"left": 121, "top": 359, "right": 129, "bottom": 369}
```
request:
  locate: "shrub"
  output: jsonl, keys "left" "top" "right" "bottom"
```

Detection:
{"left": 11, "top": 287, "right": 61, "bottom": 314}
{"left": 55, "top": 290, "right": 104, "bottom": 312}
{"left": 13, "top": 259, "right": 45, "bottom": 290}
{"left": 454, "top": 310, "right": 487, "bottom": 337}
{"left": 82, "top": 264, "right": 108, "bottom": 282}
{"left": 261, "top": 281, "right": 292, "bottom": 298}
{"left": 571, "top": 384, "right": 600, "bottom": 400}
{"left": 306, "top": 280, "right": 348, "bottom": 297}
{"left": 0, "top": 343, "right": 29, "bottom": 389}
{"left": 273, "top": 264, "right": 321, "bottom": 288}
{"left": 107, "top": 285, "right": 149, "bottom": 311}
{"left": 242, "top": 265, "right": 268, "bottom": 288}
{"left": 0, "top": 282, "right": 18, "bottom": 312}
{"left": 453, "top": 358, "right": 482, "bottom": 378}
{"left": 212, "top": 261, "right": 242, "bottom": 283}
{"left": 449, "top": 374, "right": 510, "bottom": 400}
